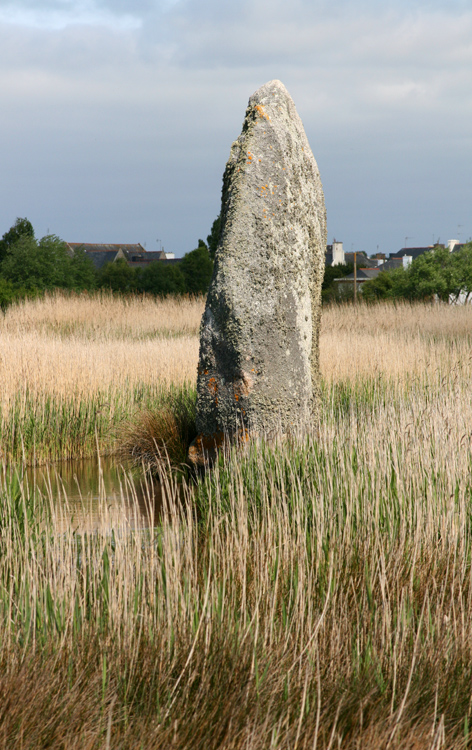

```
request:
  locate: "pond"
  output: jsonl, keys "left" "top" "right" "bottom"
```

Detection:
{"left": 22, "top": 455, "right": 179, "bottom": 532}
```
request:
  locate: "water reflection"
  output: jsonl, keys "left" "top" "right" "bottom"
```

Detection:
{"left": 25, "top": 456, "right": 171, "bottom": 531}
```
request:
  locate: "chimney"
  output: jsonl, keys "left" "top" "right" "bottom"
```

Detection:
{"left": 332, "top": 241, "right": 345, "bottom": 266}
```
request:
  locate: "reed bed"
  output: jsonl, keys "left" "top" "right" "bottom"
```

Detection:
{"left": 0, "top": 292, "right": 203, "bottom": 463}
{"left": 2, "top": 347, "right": 472, "bottom": 747}
{"left": 3, "top": 294, "right": 472, "bottom": 464}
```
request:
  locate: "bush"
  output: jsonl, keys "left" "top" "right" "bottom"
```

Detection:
{"left": 0, "top": 278, "right": 41, "bottom": 311}
{"left": 322, "top": 263, "right": 354, "bottom": 304}
{"left": 98, "top": 258, "right": 139, "bottom": 293}
{"left": 1, "top": 234, "right": 96, "bottom": 293}
{"left": 0, "top": 217, "right": 34, "bottom": 266}
{"left": 180, "top": 241, "right": 213, "bottom": 294}
{"left": 140, "top": 263, "right": 186, "bottom": 296}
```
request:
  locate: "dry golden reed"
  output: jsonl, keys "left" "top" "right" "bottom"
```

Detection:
{"left": 0, "top": 292, "right": 203, "bottom": 413}
{"left": 2, "top": 293, "right": 472, "bottom": 464}
{"left": 3, "top": 294, "right": 472, "bottom": 415}
{"left": 320, "top": 299, "right": 472, "bottom": 383}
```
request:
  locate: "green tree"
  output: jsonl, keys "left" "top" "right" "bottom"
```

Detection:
{"left": 140, "top": 262, "right": 187, "bottom": 296}
{"left": 1, "top": 234, "right": 74, "bottom": 290}
{"left": 322, "top": 263, "right": 354, "bottom": 304}
{"left": 450, "top": 243, "right": 472, "bottom": 302}
{"left": 98, "top": 258, "right": 139, "bottom": 293}
{"left": 361, "top": 244, "right": 472, "bottom": 303}
{"left": 0, "top": 217, "right": 34, "bottom": 265}
{"left": 69, "top": 247, "right": 97, "bottom": 291}
{"left": 361, "top": 271, "right": 397, "bottom": 302}
{"left": 180, "top": 241, "right": 213, "bottom": 295}
{"left": 322, "top": 263, "right": 353, "bottom": 289}
{"left": 401, "top": 246, "right": 455, "bottom": 301}
{"left": 207, "top": 214, "right": 221, "bottom": 260}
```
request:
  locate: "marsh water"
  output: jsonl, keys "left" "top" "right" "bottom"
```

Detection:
{"left": 23, "top": 456, "right": 171, "bottom": 531}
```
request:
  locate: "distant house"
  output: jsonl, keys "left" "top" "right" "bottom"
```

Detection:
{"left": 344, "top": 252, "right": 379, "bottom": 269}
{"left": 389, "top": 240, "right": 470, "bottom": 262}
{"left": 389, "top": 246, "right": 440, "bottom": 261}
{"left": 122, "top": 249, "right": 166, "bottom": 268}
{"left": 379, "top": 257, "right": 404, "bottom": 271}
{"left": 333, "top": 267, "right": 381, "bottom": 294}
{"left": 66, "top": 243, "right": 175, "bottom": 271}
{"left": 449, "top": 241, "right": 466, "bottom": 253}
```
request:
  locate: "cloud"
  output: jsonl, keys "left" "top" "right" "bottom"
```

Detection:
{"left": 0, "top": 0, "right": 144, "bottom": 30}
{"left": 0, "top": 0, "right": 471, "bottom": 253}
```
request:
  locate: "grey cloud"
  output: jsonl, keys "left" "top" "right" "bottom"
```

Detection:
{"left": 0, "top": 0, "right": 471, "bottom": 255}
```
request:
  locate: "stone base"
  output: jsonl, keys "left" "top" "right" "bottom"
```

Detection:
{"left": 188, "top": 429, "right": 250, "bottom": 469}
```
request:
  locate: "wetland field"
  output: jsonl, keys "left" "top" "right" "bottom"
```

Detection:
{"left": 2, "top": 293, "right": 472, "bottom": 748}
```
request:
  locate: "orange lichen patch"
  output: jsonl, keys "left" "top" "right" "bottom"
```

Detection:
{"left": 208, "top": 377, "right": 218, "bottom": 396}
{"left": 255, "top": 104, "right": 270, "bottom": 121}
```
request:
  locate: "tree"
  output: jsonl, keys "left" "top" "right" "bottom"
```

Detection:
{"left": 0, "top": 217, "right": 34, "bottom": 265}
{"left": 401, "top": 246, "right": 455, "bottom": 302}
{"left": 98, "top": 258, "right": 139, "bottom": 293}
{"left": 180, "top": 241, "right": 213, "bottom": 295}
{"left": 322, "top": 263, "right": 354, "bottom": 304}
{"left": 450, "top": 243, "right": 472, "bottom": 302}
{"left": 322, "top": 263, "right": 353, "bottom": 290}
{"left": 69, "top": 247, "right": 97, "bottom": 291}
{"left": 361, "top": 244, "right": 472, "bottom": 303}
{"left": 140, "top": 262, "right": 186, "bottom": 296}
{"left": 361, "top": 271, "right": 396, "bottom": 302}
{"left": 0, "top": 278, "right": 21, "bottom": 311}
{"left": 207, "top": 214, "right": 221, "bottom": 260}
{"left": 1, "top": 234, "right": 74, "bottom": 290}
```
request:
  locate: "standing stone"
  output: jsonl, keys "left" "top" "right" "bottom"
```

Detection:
{"left": 189, "top": 80, "right": 326, "bottom": 466}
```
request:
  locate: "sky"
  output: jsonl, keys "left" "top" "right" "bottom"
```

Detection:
{"left": 0, "top": 0, "right": 471, "bottom": 258}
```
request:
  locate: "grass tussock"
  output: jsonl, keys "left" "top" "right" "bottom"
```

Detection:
{"left": 116, "top": 388, "right": 197, "bottom": 476}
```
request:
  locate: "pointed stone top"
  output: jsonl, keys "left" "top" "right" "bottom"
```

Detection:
{"left": 249, "top": 79, "right": 288, "bottom": 98}
{"left": 248, "top": 79, "right": 298, "bottom": 111}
